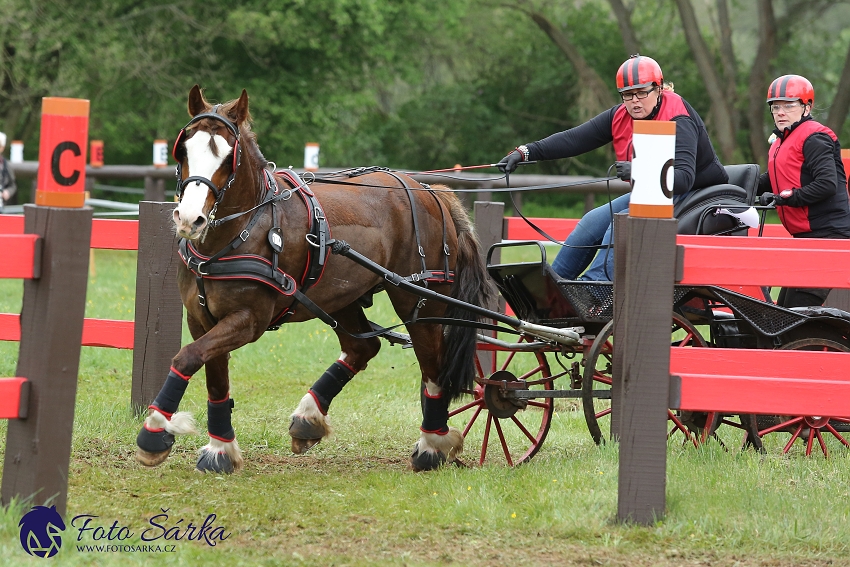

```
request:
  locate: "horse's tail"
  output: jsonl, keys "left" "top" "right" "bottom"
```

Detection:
{"left": 436, "top": 190, "right": 498, "bottom": 401}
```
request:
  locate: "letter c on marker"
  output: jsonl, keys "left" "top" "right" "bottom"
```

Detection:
{"left": 51, "top": 141, "right": 81, "bottom": 186}
{"left": 660, "top": 159, "right": 674, "bottom": 199}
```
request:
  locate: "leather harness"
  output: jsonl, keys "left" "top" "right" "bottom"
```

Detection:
{"left": 178, "top": 165, "right": 454, "bottom": 332}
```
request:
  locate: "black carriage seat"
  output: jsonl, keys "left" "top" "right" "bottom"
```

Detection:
{"left": 674, "top": 164, "right": 760, "bottom": 236}
{"left": 486, "top": 242, "right": 613, "bottom": 330}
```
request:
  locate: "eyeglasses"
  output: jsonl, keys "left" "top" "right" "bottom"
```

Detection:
{"left": 770, "top": 102, "right": 803, "bottom": 114}
{"left": 621, "top": 88, "right": 657, "bottom": 102}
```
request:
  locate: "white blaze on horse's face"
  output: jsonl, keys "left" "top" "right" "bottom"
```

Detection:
{"left": 173, "top": 130, "right": 234, "bottom": 240}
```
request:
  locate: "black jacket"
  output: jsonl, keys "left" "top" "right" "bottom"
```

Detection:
{"left": 526, "top": 97, "right": 728, "bottom": 194}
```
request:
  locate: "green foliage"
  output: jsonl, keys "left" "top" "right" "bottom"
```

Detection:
{"left": 0, "top": 0, "right": 849, "bottom": 183}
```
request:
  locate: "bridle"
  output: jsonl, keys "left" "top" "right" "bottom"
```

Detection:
{"left": 172, "top": 104, "right": 243, "bottom": 223}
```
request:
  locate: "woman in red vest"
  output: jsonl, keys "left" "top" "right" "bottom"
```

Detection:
{"left": 499, "top": 54, "right": 727, "bottom": 281}
{"left": 757, "top": 74, "right": 850, "bottom": 307}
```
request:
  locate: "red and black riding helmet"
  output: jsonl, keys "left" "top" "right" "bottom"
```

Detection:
{"left": 615, "top": 54, "right": 663, "bottom": 93}
{"left": 766, "top": 74, "right": 815, "bottom": 106}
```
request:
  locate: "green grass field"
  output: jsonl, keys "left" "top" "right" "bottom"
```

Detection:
{"left": 1, "top": 248, "right": 849, "bottom": 566}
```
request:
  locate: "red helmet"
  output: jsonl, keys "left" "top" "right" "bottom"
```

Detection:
{"left": 615, "top": 54, "right": 663, "bottom": 93}
{"left": 766, "top": 75, "right": 814, "bottom": 106}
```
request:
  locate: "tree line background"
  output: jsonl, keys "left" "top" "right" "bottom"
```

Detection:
{"left": 1, "top": 0, "right": 848, "bottom": 188}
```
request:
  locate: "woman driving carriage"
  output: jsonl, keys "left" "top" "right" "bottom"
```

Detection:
{"left": 756, "top": 74, "right": 850, "bottom": 308}
{"left": 499, "top": 54, "right": 728, "bottom": 281}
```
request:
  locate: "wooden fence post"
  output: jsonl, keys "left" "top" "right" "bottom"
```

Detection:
{"left": 473, "top": 201, "right": 504, "bottom": 376}
{"left": 1, "top": 205, "right": 92, "bottom": 518}
{"left": 131, "top": 201, "right": 183, "bottom": 413}
{"left": 610, "top": 211, "right": 629, "bottom": 441}
{"left": 615, "top": 216, "right": 677, "bottom": 524}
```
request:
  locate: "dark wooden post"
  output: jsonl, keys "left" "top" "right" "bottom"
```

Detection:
{"left": 616, "top": 216, "right": 677, "bottom": 524}
{"left": 584, "top": 192, "right": 596, "bottom": 215}
{"left": 473, "top": 201, "right": 504, "bottom": 376}
{"left": 143, "top": 176, "right": 166, "bottom": 202}
{"left": 131, "top": 202, "right": 183, "bottom": 413}
{"left": 610, "top": 211, "right": 629, "bottom": 440}
{"left": 2, "top": 205, "right": 92, "bottom": 518}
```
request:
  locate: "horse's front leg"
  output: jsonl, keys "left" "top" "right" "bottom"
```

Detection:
{"left": 136, "top": 310, "right": 260, "bottom": 472}
{"left": 194, "top": 353, "right": 243, "bottom": 474}
{"left": 289, "top": 303, "right": 381, "bottom": 454}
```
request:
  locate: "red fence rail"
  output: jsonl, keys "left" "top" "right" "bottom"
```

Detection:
{"left": 1, "top": 215, "right": 140, "bottom": 348}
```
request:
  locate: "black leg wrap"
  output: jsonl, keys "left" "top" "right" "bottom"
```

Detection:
{"left": 136, "top": 426, "right": 175, "bottom": 453}
{"left": 421, "top": 393, "right": 450, "bottom": 434}
{"left": 309, "top": 361, "right": 355, "bottom": 412}
{"left": 207, "top": 398, "right": 235, "bottom": 441}
{"left": 151, "top": 369, "right": 190, "bottom": 415}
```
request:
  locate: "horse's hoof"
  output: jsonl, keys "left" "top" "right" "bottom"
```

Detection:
{"left": 289, "top": 416, "right": 326, "bottom": 454}
{"left": 135, "top": 447, "right": 172, "bottom": 467}
{"left": 290, "top": 437, "right": 322, "bottom": 454}
{"left": 196, "top": 450, "right": 234, "bottom": 474}
{"left": 135, "top": 426, "right": 175, "bottom": 467}
{"left": 410, "top": 446, "right": 446, "bottom": 472}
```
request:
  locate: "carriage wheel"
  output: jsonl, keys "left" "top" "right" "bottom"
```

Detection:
{"left": 581, "top": 312, "right": 708, "bottom": 445}
{"left": 756, "top": 338, "right": 850, "bottom": 457}
{"left": 448, "top": 337, "right": 556, "bottom": 466}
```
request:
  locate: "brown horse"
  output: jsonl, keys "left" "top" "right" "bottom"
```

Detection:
{"left": 135, "top": 85, "right": 496, "bottom": 473}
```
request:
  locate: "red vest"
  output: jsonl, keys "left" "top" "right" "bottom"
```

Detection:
{"left": 611, "top": 91, "right": 689, "bottom": 161}
{"left": 767, "top": 120, "right": 838, "bottom": 234}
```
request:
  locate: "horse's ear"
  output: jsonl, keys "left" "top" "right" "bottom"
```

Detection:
{"left": 234, "top": 89, "right": 249, "bottom": 126}
{"left": 188, "top": 85, "right": 208, "bottom": 117}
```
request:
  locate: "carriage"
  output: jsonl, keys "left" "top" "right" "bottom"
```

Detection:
{"left": 449, "top": 240, "right": 850, "bottom": 465}
{"left": 138, "top": 87, "right": 850, "bottom": 475}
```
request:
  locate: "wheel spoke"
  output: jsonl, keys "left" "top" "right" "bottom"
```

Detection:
{"left": 461, "top": 405, "right": 483, "bottom": 437}
{"left": 815, "top": 429, "right": 828, "bottom": 458}
{"left": 492, "top": 418, "right": 514, "bottom": 466}
{"left": 479, "top": 414, "right": 492, "bottom": 466}
{"left": 782, "top": 423, "right": 805, "bottom": 454}
{"left": 760, "top": 416, "right": 804, "bottom": 436}
{"left": 595, "top": 407, "right": 611, "bottom": 419}
{"left": 449, "top": 398, "right": 481, "bottom": 417}
{"left": 825, "top": 423, "right": 850, "bottom": 447}
{"left": 510, "top": 414, "right": 538, "bottom": 444}
{"left": 517, "top": 364, "right": 545, "bottom": 380}
{"left": 527, "top": 400, "right": 550, "bottom": 409}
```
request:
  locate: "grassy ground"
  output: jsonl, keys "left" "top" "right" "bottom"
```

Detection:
{"left": 1, "top": 249, "right": 849, "bottom": 566}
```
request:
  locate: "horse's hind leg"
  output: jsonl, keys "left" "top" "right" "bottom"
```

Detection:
{"left": 289, "top": 303, "right": 381, "bottom": 454}
{"left": 386, "top": 288, "right": 465, "bottom": 471}
{"left": 407, "top": 322, "right": 464, "bottom": 471}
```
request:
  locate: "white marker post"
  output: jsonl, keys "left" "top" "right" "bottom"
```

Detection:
{"left": 153, "top": 139, "right": 168, "bottom": 168}
{"left": 616, "top": 119, "right": 678, "bottom": 525}
{"left": 10, "top": 141, "right": 23, "bottom": 163}
{"left": 304, "top": 142, "right": 319, "bottom": 171}
{"left": 628, "top": 120, "right": 676, "bottom": 219}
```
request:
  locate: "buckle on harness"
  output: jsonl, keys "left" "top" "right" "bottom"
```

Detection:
{"left": 314, "top": 206, "right": 325, "bottom": 221}
{"left": 239, "top": 229, "right": 250, "bottom": 242}
{"left": 198, "top": 294, "right": 206, "bottom": 307}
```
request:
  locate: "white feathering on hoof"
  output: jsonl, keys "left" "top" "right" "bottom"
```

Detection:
{"left": 161, "top": 411, "right": 198, "bottom": 435}
{"left": 290, "top": 393, "right": 332, "bottom": 438}
{"left": 200, "top": 438, "right": 244, "bottom": 472}
{"left": 418, "top": 427, "right": 464, "bottom": 462}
